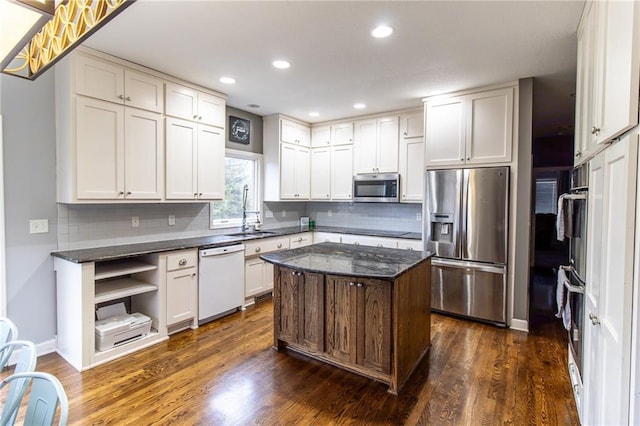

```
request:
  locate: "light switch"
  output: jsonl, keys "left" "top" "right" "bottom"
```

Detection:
{"left": 29, "top": 219, "right": 49, "bottom": 234}
{"left": 168, "top": 215, "right": 176, "bottom": 226}
{"left": 131, "top": 216, "right": 139, "bottom": 228}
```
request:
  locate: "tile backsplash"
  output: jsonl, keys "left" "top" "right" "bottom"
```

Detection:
{"left": 307, "top": 202, "right": 422, "bottom": 233}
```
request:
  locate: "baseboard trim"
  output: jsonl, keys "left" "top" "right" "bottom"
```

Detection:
{"left": 7, "top": 337, "right": 57, "bottom": 366}
{"left": 510, "top": 318, "right": 529, "bottom": 332}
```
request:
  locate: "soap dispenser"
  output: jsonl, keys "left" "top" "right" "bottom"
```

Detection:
{"left": 254, "top": 213, "right": 262, "bottom": 231}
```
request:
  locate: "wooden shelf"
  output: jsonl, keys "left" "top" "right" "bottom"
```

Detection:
{"left": 95, "top": 277, "right": 157, "bottom": 304}
{"left": 95, "top": 259, "right": 157, "bottom": 280}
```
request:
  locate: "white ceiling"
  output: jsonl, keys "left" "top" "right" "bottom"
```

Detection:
{"left": 83, "top": 0, "right": 584, "bottom": 138}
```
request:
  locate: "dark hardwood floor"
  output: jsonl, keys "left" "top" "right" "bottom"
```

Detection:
{"left": 28, "top": 299, "right": 577, "bottom": 425}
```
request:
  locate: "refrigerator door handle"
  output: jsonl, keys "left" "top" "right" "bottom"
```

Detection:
{"left": 431, "top": 258, "right": 506, "bottom": 275}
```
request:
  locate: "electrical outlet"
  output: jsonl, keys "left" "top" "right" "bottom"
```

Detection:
{"left": 327, "top": 210, "right": 333, "bottom": 217}
{"left": 168, "top": 215, "right": 176, "bottom": 226}
{"left": 282, "top": 211, "right": 287, "bottom": 218}
{"left": 29, "top": 219, "right": 48, "bottom": 234}
{"left": 265, "top": 211, "right": 274, "bottom": 218}
{"left": 416, "top": 213, "right": 422, "bottom": 221}
{"left": 131, "top": 216, "right": 139, "bottom": 228}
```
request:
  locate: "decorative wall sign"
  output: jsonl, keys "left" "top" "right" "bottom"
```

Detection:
{"left": 229, "top": 116, "right": 251, "bottom": 145}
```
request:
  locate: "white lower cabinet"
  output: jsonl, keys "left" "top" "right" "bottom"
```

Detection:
{"left": 397, "top": 239, "right": 423, "bottom": 251}
{"left": 243, "top": 236, "right": 290, "bottom": 305}
{"left": 165, "top": 250, "right": 198, "bottom": 333}
{"left": 340, "top": 234, "right": 398, "bottom": 248}
{"left": 290, "top": 232, "right": 313, "bottom": 249}
{"left": 313, "top": 232, "right": 343, "bottom": 243}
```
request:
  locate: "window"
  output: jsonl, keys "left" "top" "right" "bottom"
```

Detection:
{"left": 210, "top": 149, "right": 262, "bottom": 229}
{"left": 535, "top": 178, "right": 558, "bottom": 214}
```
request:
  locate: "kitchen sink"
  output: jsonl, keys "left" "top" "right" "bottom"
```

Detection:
{"left": 225, "top": 231, "right": 277, "bottom": 237}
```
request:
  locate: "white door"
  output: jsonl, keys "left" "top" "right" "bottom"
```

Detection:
{"left": 376, "top": 116, "right": 399, "bottom": 173}
{"left": 310, "top": 147, "right": 331, "bottom": 200}
{"left": 245, "top": 258, "right": 265, "bottom": 297}
{"left": 297, "top": 124, "right": 311, "bottom": 147}
{"left": 584, "top": 134, "right": 638, "bottom": 425}
{"left": 279, "top": 143, "right": 297, "bottom": 199}
{"left": 331, "top": 122, "right": 354, "bottom": 145}
{"left": 424, "top": 97, "right": 465, "bottom": 167}
{"left": 197, "top": 92, "right": 225, "bottom": 127}
{"left": 123, "top": 70, "right": 164, "bottom": 113}
{"left": 331, "top": 145, "right": 353, "bottom": 200}
{"left": 165, "top": 82, "right": 198, "bottom": 121}
{"left": 196, "top": 124, "right": 225, "bottom": 200}
{"left": 75, "top": 97, "right": 124, "bottom": 199}
{"left": 400, "top": 111, "right": 424, "bottom": 140}
{"left": 354, "top": 119, "right": 377, "bottom": 173}
{"left": 311, "top": 125, "right": 331, "bottom": 148}
{"left": 294, "top": 146, "right": 310, "bottom": 199}
{"left": 74, "top": 54, "right": 124, "bottom": 104}
{"left": 166, "top": 269, "right": 196, "bottom": 325}
{"left": 280, "top": 118, "right": 298, "bottom": 144}
{"left": 574, "top": 2, "right": 594, "bottom": 163}
{"left": 124, "top": 108, "right": 163, "bottom": 199}
{"left": 165, "top": 117, "right": 197, "bottom": 200}
{"left": 399, "top": 138, "right": 424, "bottom": 202}
{"left": 465, "top": 87, "right": 513, "bottom": 164}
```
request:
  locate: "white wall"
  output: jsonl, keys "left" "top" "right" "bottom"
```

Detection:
{"left": 0, "top": 72, "right": 58, "bottom": 344}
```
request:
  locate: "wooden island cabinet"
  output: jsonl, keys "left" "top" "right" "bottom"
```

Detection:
{"left": 264, "top": 242, "right": 432, "bottom": 394}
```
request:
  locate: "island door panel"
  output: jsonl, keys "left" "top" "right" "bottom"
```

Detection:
{"left": 358, "top": 279, "right": 391, "bottom": 374}
{"left": 278, "top": 267, "right": 299, "bottom": 343}
{"left": 326, "top": 276, "right": 357, "bottom": 364}
{"left": 299, "top": 272, "right": 325, "bottom": 352}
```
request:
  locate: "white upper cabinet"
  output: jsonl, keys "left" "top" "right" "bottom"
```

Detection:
{"left": 399, "top": 110, "right": 424, "bottom": 203}
{"left": 574, "top": 0, "right": 640, "bottom": 165}
{"left": 165, "top": 117, "right": 224, "bottom": 200}
{"left": 281, "top": 118, "right": 310, "bottom": 146}
{"left": 311, "top": 125, "right": 331, "bottom": 148}
{"left": 74, "top": 53, "right": 164, "bottom": 113}
{"left": 165, "top": 82, "right": 225, "bottom": 128}
{"left": 424, "top": 85, "right": 514, "bottom": 167}
{"left": 310, "top": 146, "right": 331, "bottom": 200}
{"left": 331, "top": 145, "right": 353, "bottom": 200}
{"left": 331, "top": 122, "right": 354, "bottom": 145}
{"left": 353, "top": 116, "right": 399, "bottom": 174}
{"left": 280, "top": 143, "right": 310, "bottom": 200}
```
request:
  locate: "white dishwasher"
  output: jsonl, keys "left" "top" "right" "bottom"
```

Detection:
{"left": 198, "top": 244, "right": 245, "bottom": 325}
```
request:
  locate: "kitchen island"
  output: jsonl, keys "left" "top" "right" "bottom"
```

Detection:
{"left": 261, "top": 242, "right": 432, "bottom": 394}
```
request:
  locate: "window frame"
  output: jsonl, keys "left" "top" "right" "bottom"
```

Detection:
{"left": 210, "top": 148, "right": 263, "bottom": 230}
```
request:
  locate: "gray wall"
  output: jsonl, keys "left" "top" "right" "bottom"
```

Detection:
{"left": 513, "top": 78, "right": 533, "bottom": 322}
{"left": 1, "top": 72, "right": 58, "bottom": 344}
{"left": 226, "top": 106, "right": 263, "bottom": 154}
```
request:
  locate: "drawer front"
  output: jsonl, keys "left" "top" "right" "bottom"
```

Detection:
{"left": 290, "top": 232, "right": 313, "bottom": 248}
{"left": 244, "top": 237, "right": 290, "bottom": 257}
{"left": 397, "top": 239, "right": 423, "bottom": 251}
{"left": 167, "top": 250, "right": 197, "bottom": 271}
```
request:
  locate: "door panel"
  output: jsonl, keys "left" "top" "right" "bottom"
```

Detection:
{"left": 424, "top": 169, "right": 462, "bottom": 258}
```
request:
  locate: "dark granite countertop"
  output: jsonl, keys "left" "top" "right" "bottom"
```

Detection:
{"left": 51, "top": 225, "right": 422, "bottom": 264}
{"left": 260, "top": 242, "right": 432, "bottom": 280}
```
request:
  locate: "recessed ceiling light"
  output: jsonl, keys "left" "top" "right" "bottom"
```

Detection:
{"left": 219, "top": 76, "right": 236, "bottom": 85}
{"left": 371, "top": 25, "right": 393, "bottom": 38}
{"left": 309, "top": 112, "right": 320, "bottom": 117}
{"left": 272, "top": 60, "right": 291, "bottom": 69}
{"left": 353, "top": 103, "right": 366, "bottom": 109}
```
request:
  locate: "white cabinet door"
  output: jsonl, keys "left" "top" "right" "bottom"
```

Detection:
{"left": 594, "top": 0, "right": 640, "bottom": 146}
{"left": 311, "top": 147, "right": 331, "bottom": 200}
{"left": 165, "top": 83, "right": 198, "bottom": 121}
{"left": 281, "top": 119, "right": 310, "bottom": 146}
{"left": 313, "top": 232, "right": 343, "bottom": 243}
{"left": 123, "top": 70, "right": 164, "bottom": 113}
{"left": 294, "top": 146, "right": 311, "bottom": 199}
{"left": 377, "top": 116, "right": 399, "bottom": 173}
{"left": 465, "top": 87, "right": 513, "bottom": 164}
{"left": 197, "top": 92, "right": 225, "bottom": 128}
{"left": 124, "top": 108, "right": 163, "bottom": 199}
{"left": 425, "top": 97, "right": 466, "bottom": 167}
{"left": 354, "top": 119, "right": 378, "bottom": 173}
{"left": 583, "top": 134, "right": 638, "bottom": 425}
{"left": 165, "top": 117, "right": 198, "bottom": 200}
{"left": 280, "top": 143, "right": 297, "bottom": 199}
{"left": 166, "top": 269, "right": 197, "bottom": 325}
{"left": 75, "top": 97, "right": 124, "bottom": 199}
{"left": 574, "top": 2, "right": 594, "bottom": 163}
{"left": 400, "top": 111, "right": 424, "bottom": 139}
{"left": 245, "top": 258, "right": 265, "bottom": 298}
{"left": 331, "top": 122, "right": 354, "bottom": 145}
{"left": 399, "top": 138, "right": 424, "bottom": 202}
{"left": 290, "top": 233, "right": 313, "bottom": 249}
{"left": 331, "top": 145, "right": 353, "bottom": 200}
{"left": 196, "top": 124, "right": 225, "bottom": 200}
{"left": 263, "top": 261, "right": 275, "bottom": 292}
{"left": 311, "top": 125, "right": 331, "bottom": 148}
{"left": 74, "top": 54, "right": 124, "bottom": 104}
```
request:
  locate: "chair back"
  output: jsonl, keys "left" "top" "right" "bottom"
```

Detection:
{"left": 0, "top": 341, "right": 37, "bottom": 425}
{"left": 0, "top": 372, "right": 68, "bottom": 426}
{"left": 0, "top": 319, "right": 18, "bottom": 371}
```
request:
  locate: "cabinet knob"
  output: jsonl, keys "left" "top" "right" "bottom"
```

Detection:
{"left": 199, "top": 193, "right": 203, "bottom": 196}
{"left": 407, "top": 247, "right": 414, "bottom": 251}
{"left": 118, "top": 191, "right": 124, "bottom": 195}
{"left": 125, "top": 96, "right": 131, "bottom": 101}
{"left": 194, "top": 193, "right": 198, "bottom": 197}
{"left": 354, "top": 242, "right": 359, "bottom": 245}
{"left": 277, "top": 243, "right": 282, "bottom": 248}
{"left": 255, "top": 247, "right": 261, "bottom": 253}
{"left": 460, "top": 158, "right": 464, "bottom": 162}
{"left": 377, "top": 244, "right": 383, "bottom": 247}
{"left": 297, "top": 237, "right": 302, "bottom": 242}
{"left": 591, "top": 126, "right": 601, "bottom": 135}
{"left": 199, "top": 116, "right": 203, "bottom": 120}
{"left": 118, "top": 95, "right": 124, "bottom": 100}
{"left": 466, "top": 157, "right": 470, "bottom": 161}
{"left": 589, "top": 312, "right": 600, "bottom": 325}
{"left": 179, "top": 259, "right": 187, "bottom": 266}
{"left": 356, "top": 283, "right": 363, "bottom": 287}
{"left": 127, "top": 191, "right": 132, "bottom": 195}
{"left": 291, "top": 271, "right": 296, "bottom": 276}
{"left": 191, "top": 273, "right": 196, "bottom": 277}
{"left": 349, "top": 282, "right": 355, "bottom": 287}
{"left": 296, "top": 271, "right": 303, "bottom": 276}
{"left": 326, "top": 194, "right": 329, "bottom": 198}
{"left": 575, "top": 151, "right": 582, "bottom": 157}
{"left": 403, "top": 131, "right": 408, "bottom": 136}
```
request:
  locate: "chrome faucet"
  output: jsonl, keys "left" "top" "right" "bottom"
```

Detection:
{"left": 241, "top": 184, "right": 260, "bottom": 231}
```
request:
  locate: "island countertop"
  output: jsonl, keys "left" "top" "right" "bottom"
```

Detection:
{"left": 260, "top": 242, "right": 433, "bottom": 280}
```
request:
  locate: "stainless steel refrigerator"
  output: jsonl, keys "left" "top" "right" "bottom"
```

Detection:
{"left": 423, "top": 167, "right": 509, "bottom": 325}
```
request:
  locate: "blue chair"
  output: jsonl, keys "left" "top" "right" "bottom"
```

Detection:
{"left": 0, "top": 341, "right": 37, "bottom": 425}
{"left": 0, "top": 319, "right": 18, "bottom": 371}
{"left": 0, "top": 372, "right": 68, "bottom": 426}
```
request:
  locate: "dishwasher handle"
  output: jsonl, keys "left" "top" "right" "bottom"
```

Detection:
{"left": 200, "top": 244, "right": 245, "bottom": 257}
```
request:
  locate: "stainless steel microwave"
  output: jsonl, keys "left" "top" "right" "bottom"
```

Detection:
{"left": 353, "top": 173, "right": 400, "bottom": 202}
